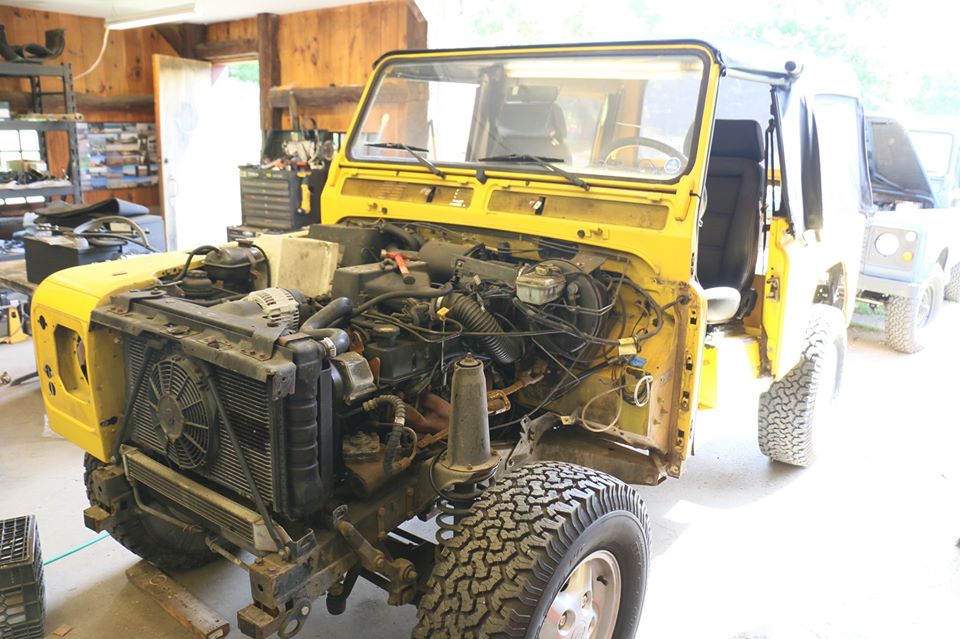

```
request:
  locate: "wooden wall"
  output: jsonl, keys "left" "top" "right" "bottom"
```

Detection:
{"left": 0, "top": 6, "right": 174, "bottom": 210}
{"left": 0, "top": 6, "right": 175, "bottom": 98}
{"left": 208, "top": 0, "right": 427, "bottom": 130}
{"left": 0, "top": 0, "right": 426, "bottom": 215}
{"left": 205, "top": 17, "right": 257, "bottom": 43}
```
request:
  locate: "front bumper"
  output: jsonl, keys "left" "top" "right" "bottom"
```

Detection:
{"left": 857, "top": 274, "right": 924, "bottom": 298}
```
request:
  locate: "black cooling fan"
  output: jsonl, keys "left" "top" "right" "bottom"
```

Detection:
{"left": 146, "top": 354, "right": 218, "bottom": 469}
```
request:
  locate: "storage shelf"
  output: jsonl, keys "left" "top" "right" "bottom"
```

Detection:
{"left": 0, "top": 119, "right": 72, "bottom": 131}
{"left": 0, "top": 62, "right": 70, "bottom": 78}
{"left": 0, "top": 184, "right": 76, "bottom": 198}
{"left": 0, "top": 61, "right": 81, "bottom": 204}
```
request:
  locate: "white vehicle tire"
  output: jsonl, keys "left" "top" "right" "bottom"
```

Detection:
{"left": 757, "top": 304, "right": 846, "bottom": 467}
{"left": 885, "top": 264, "right": 944, "bottom": 353}
{"left": 944, "top": 263, "right": 960, "bottom": 302}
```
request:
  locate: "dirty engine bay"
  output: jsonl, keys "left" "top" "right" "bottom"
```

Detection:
{"left": 86, "top": 219, "right": 670, "bottom": 637}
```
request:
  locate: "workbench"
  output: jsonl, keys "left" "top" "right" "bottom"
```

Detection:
{"left": 0, "top": 259, "right": 34, "bottom": 297}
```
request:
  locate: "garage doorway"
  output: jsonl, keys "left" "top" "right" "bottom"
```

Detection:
{"left": 154, "top": 55, "right": 261, "bottom": 250}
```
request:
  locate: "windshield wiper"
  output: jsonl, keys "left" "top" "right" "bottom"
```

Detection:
{"left": 477, "top": 153, "right": 589, "bottom": 191}
{"left": 366, "top": 142, "right": 446, "bottom": 178}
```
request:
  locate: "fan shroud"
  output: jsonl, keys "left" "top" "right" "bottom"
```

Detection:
{"left": 146, "top": 354, "right": 218, "bottom": 469}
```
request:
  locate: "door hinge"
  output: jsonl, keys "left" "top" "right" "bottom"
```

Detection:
{"left": 766, "top": 274, "right": 781, "bottom": 301}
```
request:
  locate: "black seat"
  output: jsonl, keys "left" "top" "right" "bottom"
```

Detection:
{"left": 698, "top": 119, "right": 764, "bottom": 323}
{"left": 488, "top": 85, "right": 572, "bottom": 162}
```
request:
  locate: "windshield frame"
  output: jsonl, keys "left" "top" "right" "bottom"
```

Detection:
{"left": 342, "top": 46, "right": 714, "bottom": 188}
{"left": 907, "top": 128, "right": 956, "bottom": 179}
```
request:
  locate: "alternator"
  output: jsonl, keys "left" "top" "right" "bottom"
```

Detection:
{"left": 246, "top": 287, "right": 302, "bottom": 331}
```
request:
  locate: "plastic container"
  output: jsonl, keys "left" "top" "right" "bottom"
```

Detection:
{"left": 0, "top": 515, "right": 45, "bottom": 639}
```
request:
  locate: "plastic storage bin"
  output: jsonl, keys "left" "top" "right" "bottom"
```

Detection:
{"left": 0, "top": 515, "right": 44, "bottom": 639}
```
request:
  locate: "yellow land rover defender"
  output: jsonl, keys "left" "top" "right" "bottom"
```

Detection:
{"left": 32, "top": 41, "right": 868, "bottom": 638}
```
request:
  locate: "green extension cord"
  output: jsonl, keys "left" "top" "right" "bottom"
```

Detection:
{"left": 43, "top": 532, "right": 109, "bottom": 566}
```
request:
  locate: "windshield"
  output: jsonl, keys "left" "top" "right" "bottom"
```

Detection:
{"left": 908, "top": 130, "right": 954, "bottom": 178}
{"left": 347, "top": 51, "right": 707, "bottom": 182}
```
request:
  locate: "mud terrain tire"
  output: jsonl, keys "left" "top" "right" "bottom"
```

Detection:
{"left": 757, "top": 304, "right": 845, "bottom": 467}
{"left": 413, "top": 461, "right": 649, "bottom": 639}
{"left": 885, "top": 265, "right": 944, "bottom": 353}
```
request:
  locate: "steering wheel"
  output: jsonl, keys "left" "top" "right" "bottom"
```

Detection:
{"left": 600, "top": 136, "right": 687, "bottom": 170}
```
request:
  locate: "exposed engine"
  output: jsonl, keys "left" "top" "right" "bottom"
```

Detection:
{"left": 93, "top": 221, "right": 660, "bottom": 539}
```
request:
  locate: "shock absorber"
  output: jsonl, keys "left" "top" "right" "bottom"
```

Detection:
{"left": 431, "top": 354, "right": 500, "bottom": 543}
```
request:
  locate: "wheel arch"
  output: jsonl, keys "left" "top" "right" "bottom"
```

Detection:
{"left": 814, "top": 262, "right": 852, "bottom": 321}
{"left": 936, "top": 247, "right": 948, "bottom": 272}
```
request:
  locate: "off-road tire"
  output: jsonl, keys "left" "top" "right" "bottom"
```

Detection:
{"left": 412, "top": 462, "right": 649, "bottom": 639}
{"left": 885, "top": 265, "right": 944, "bottom": 353}
{"left": 757, "top": 304, "right": 845, "bottom": 467}
{"left": 944, "top": 263, "right": 960, "bottom": 302}
{"left": 84, "top": 454, "right": 217, "bottom": 571}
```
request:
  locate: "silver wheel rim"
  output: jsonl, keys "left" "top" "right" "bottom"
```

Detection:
{"left": 917, "top": 285, "right": 934, "bottom": 328}
{"left": 539, "top": 549, "right": 621, "bottom": 639}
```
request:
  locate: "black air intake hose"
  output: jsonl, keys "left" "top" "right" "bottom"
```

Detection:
{"left": 381, "top": 222, "right": 422, "bottom": 250}
{"left": 445, "top": 293, "right": 521, "bottom": 365}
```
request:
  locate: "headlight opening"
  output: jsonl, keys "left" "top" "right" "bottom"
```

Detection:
{"left": 874, "top": 232, "right": 900, "bottom": 257}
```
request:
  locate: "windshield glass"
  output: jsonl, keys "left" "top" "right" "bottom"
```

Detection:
{"left": 348, "top": 52, "right": 707, "bottom": 182}
{"left": 908, "top": 130, "right": 954, "bottom": 178}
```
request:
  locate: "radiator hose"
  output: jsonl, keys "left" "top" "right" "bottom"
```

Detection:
{"left": 302, "top": 296, "right": 353, "bottom": 329}
{"left": 301, "top": 297, "right": 353, "bottom": 355}
{"left": 444, "top": 293, "right": 522, "bottom": 365}
{"left": 362, "top": 395, "right": 416, "bottom": 477}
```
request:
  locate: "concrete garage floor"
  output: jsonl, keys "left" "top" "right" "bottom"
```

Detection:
{"left": 1, "top": 306, "right": 958, "bottom": 639}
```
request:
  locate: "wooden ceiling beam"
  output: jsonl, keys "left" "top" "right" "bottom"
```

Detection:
{"left": 267, "top": 84, "right": 408, "bottom": 110}
{"left": 154, "top": 23, "right": 207, "bottom": 59}
{"left": 194, "top": 37, "right": 257, "bottom": 61}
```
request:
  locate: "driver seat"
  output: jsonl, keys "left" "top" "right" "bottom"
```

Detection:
{"left": 698, "top": 119, "right": 764, "bottom": 323}
{"left": 488, "top": 85, "right": 572, "bottom": 162}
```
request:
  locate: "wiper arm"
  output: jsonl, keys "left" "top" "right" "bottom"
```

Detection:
{"left": 871, "top": 170, "right": 937, "bottom": 205}
{"left": 478, "top": 153, "right": 590, "bottom": 191}
{"left": 366, "top": 142, "right": 446, "bottom": 178}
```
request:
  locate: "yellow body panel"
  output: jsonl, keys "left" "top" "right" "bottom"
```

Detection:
{"left": 698, "top": 345, "right": 718, "bottom": 409}
{"left": 697, "top": 333, "right": 762, "bottom": 409}
{"left": 32, "top": 254, "right": 186, "bottom": 460}
{"left": 761, "top": 214, "right": 863, "bottom": 379}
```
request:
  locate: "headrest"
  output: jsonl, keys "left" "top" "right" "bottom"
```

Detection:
{"left": 507, "top": 85, "right": 560, "bottom": 103}
{"left": 712, "top": 119, "right": 764, "bottom": 163}
{"left": 497, "top": 101, "right": 567, "bottom": 139}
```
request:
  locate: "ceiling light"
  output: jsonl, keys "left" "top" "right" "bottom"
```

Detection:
{"left": 105, "top": 3, "right": 200, "bottom": 30}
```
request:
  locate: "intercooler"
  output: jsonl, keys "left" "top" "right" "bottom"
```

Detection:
{"left": 122, "top": 447, "right": 283, "bottom": 553}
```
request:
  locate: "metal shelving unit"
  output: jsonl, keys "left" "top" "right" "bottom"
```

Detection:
{"left": 0, "top": 120, "right": 73, "bottom": 132}
{"left": 0, "top": 61, "right": 82, "bottom": 203}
